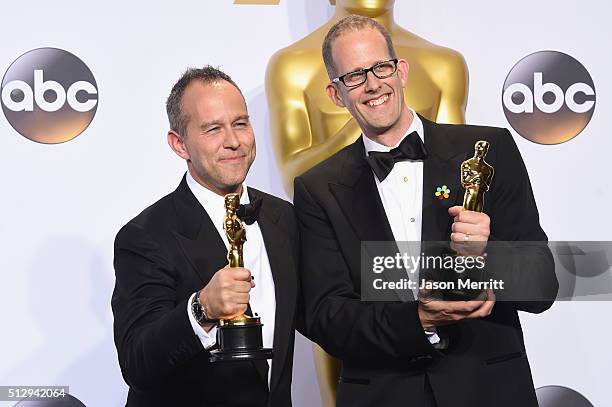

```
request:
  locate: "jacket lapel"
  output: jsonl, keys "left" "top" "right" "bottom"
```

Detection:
{"left": 329, "top": 139, "right": 413, "bottom": 302}
{"left": 248, "top": 187, "right": 295, "bottom": 393}
{"left": 172, "top": 175, "right": 227, "bottom": 286}
{"left": 329, "top": 138, "right": 395, "bottom": 243}
{"left": 420, "top": 117, "right": 467, "bottom": 242}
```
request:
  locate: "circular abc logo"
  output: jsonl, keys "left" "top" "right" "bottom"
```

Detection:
{"left": 1, "top": 48, "right": 98, "bottom": 144}
{"left": 502, "top": 51, "right": 595, "bottom": 144}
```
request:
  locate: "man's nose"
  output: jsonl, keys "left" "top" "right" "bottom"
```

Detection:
{"left": 224, "top": 127, "right": 240, "bottom": 148}
{"left": 364, "top": 70, "right": 382, "bottom": 92}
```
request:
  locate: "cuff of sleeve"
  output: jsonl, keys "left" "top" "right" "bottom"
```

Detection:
{"left": 187, "top": 292, "right": 218, "bottom": 350}
{"left": 386, "top": 301, "right": 436, "bottom": 358}
{"left": 424, "top": 329, "right": 441, "bottom": 345}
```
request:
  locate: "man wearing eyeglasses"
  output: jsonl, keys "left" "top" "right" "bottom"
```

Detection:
{"left": 293, "top": 15, "right": 557, "bottom": 407}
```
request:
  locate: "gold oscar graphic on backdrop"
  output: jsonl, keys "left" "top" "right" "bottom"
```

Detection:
{"left": 265, "top": 0, "right": 469, "bottom": 197}
{"left": 461, "top": 140, "right": 494, "bottom": 213}
{"left": 209, "top": 193, "right": 273, "bottom": 362}
{"left": 242, "top": 0, "right": 471, "bottom": 404}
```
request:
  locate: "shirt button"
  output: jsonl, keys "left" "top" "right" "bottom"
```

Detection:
{"left": 410, "top": 217, "right": 415, "bottom": 222}
{"left": 403, "top": 177, "right": 409, "bottom": 183}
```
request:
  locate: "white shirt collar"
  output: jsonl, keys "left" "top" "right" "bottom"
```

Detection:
{"left": 362, "top": 108, "right": 425, "bottom": 155}
{"left": 185, "top": 171, "right": 250, "bottom": 232}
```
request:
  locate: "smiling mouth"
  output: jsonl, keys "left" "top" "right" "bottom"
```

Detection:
{"left": 365, "top": 94, "right": 389, "bottom": 107}
{"left": 220, "top": 155, "right": 245, "bottom": 162}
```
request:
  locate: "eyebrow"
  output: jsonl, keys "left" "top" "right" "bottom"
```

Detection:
{"left": 345, "top": 59, "right": 389, "bottom": 74}
{"left": 199, "top": 115, "right": 250, "bottom": 131}
{"left": 233, "top": 114, "right": 250, "bottom": 122}
{"left": 200, "top": 120, "right": 223, "bottom": 131}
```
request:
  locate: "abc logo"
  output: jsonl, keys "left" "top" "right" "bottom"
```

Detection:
{"left": 1, "top": 48, "right": 98, "bottom": 144}
{"left": 502, "top": 51, "right": 595, "bottom": 144}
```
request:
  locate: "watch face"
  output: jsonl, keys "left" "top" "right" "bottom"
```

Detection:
{"left": 192, "top": 300, "right": 203, "bottom": 320}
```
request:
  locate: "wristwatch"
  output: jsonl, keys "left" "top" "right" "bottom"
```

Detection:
{"left": 191, "top": 290, "right": 218, "bottom": 325}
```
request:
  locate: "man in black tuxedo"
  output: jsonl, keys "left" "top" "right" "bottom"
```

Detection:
{"left": 112, "top": 66, "right": 299, "bottom": 406}
{"left": 294, "top": 16, "right": 558, "bottom": 407}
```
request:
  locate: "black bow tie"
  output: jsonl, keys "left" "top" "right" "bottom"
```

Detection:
{"left": 236, "top": 197, "right": 262, "bottom": 225}
{"left": 365, "top": 131, "right": 428, "bottom": 182}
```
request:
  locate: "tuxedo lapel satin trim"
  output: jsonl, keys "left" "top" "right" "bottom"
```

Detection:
{"left": 420, "top": 116, "right": 468, "bottom": 242}
{"left": 248, "top": 187, "right": 294, "bottom": 393}
{"left": 330, "top": 139, "right": 413, "bottom": 302}
{"left": 172, "top": 175, "right": 227, "bottom": 286}
{"left": 330, "top": 138, "right": 395, "bottom": 243}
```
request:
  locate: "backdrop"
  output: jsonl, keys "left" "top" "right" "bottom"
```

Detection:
{"left": 0, "top": 1, "right": 610, "bottom": 406}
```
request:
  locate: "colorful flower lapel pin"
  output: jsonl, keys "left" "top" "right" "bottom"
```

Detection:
{"left": 435, "top": 185, "right": 451, "bottom": 199}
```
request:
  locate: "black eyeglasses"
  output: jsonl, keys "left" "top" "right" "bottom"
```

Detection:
{"left": 332, "top": 59, "right": 399, "bottom": 88}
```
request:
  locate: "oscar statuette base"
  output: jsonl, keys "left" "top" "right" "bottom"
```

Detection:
{"left": 209, "top": 317, "right": 274, "bottom": 363}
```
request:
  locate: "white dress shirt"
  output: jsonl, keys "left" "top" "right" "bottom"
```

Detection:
{"left": 185, "top": 171, "right": 276, "bottom": 385}
{"left": 362, "top": 109, "right": 424, "bottom": 244}
{"left": 362, "top": 109, "right": 440, "bottom": 345}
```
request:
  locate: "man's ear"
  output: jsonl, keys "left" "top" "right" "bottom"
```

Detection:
{"left": 397, "top": 59, "right": 410, "bottom": 88}
{"left": 167, "top": 130, "right": 190, "bottom": 161}
{"left": 326, "top": 82, "right": 346, "bottom": 108}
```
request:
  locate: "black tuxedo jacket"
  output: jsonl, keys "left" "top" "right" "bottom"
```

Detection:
{"left": 112, "top": 176, "right": 299, "bottom": 407}
{"left": 294, "top": 117, "right": 558, "bottom": 407}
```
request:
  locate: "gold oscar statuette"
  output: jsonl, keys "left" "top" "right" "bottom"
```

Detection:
{"left": 461, "top": 141, "right": 494, "bottom": 213}
{"left": 209, "top": 193, "right": 273, "bottom": 362}
{"left": 440, "top": 140, "right": 496, "bottom": 301}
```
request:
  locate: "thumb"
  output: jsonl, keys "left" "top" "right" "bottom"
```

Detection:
{"left": 448, "top": 206, "right": 465, "bottom": 217}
